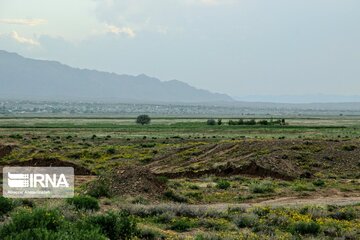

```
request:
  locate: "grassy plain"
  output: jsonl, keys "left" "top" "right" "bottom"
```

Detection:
{"left": 0, "top": 116, "right": 360, "bottom": 239}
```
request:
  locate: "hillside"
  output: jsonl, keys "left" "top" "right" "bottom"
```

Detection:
{"left": 0, "top": 50, "right": 233, "bottom": 103}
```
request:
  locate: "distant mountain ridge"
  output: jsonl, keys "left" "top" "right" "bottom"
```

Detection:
{"left": 0, "top": 50, "right": 233, "bottom": 103}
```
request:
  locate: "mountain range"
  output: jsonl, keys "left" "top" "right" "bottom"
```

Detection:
{"left": 0, "top": 50, "right": 233, "bottom": 103}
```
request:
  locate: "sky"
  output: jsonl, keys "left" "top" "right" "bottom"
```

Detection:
{"left": 0, "top": 0, "right": 360, "bottom": 100}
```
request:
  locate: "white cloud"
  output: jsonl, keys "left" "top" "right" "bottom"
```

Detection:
{"left": 0, "top": 18, "right": 47, "bottom": 26}
{"left": 11, "top": 31, "right": 40, "bottom": 46}
{"left": 185, "top": 0, "right": 237, "bottom": 6}
{"left": 105, "top": 24, "right": 136, "bottom": 38}
{"left": 93, "top": 0, "right": 238, "bottom": 38}
{"left": 201, "top": 0, "right": 222, "bottom": 5}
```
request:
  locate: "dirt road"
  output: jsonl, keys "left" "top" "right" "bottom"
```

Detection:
{"left": 196, "top": 196, "right": 360, "bottom": 211}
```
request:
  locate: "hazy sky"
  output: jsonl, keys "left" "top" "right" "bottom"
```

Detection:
{"left": 0, "top": 0, "right": 359, "bottom": 98}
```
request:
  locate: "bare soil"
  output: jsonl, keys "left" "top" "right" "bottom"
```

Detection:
{"left": 105, "top": 166, "right": 166, "bottom": 197}
{"left": 0, "top": 157, "right": 94, "bottom": 175}
{"left": 148, "top": 139, "right": 360, "bottom": 179}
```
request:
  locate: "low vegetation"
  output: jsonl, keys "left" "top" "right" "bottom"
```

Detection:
{"left": 0, "top": 116, "right": 360, "bottom": 238}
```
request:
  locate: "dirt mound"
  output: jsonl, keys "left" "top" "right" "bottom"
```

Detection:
{"left": 148, "top": 139, "right": 360, "bottom": 180}
{"left": 6, "top": 158, "right": 94, "bottom": 175}
{"left": 159, "top": 161, "right": 298, "bottom": 180}
{"left": 0, "top": 145, "right": 13, "bottom": 159}
{"left": 107, "top": 166, "right": 166, "bottom": 197}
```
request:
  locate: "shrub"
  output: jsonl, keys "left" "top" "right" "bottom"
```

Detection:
{"left": 87, "top": 211, "right": 137, "bottom": 240}
{"left": 250, "top": 181, "right": 275, "bottom": 194}
{"left": 228, "top": 120, "right": 236, "bottom": 125}
{"left": 86, "top": 178, "right": 111, "bottom": 198}
{"left": 0, "top": 208, "right": 63, "bottom": 237}
{"left": 106, "top": 147, "right": 116, "bottom": 154}
{"left": 9, "top": 134, "right": 22, "bottom": 139}
{"left": 163, "top": 190, "right": 188, "bottom": 203}
{"left": 329, "top": 207, "right": 357, "bottom": 221}
{"left": 67, "top": 195, "right": 100, "bottom": 211}
{"left": 265, "top": 213, "right": 290, "bottom": 228}
{"left": 252, "top": 207, "right": 271, "bottom": 217}
{"left": 216, "top": 180, "right": 231, "bottom": 190}
{"left": 217, "top": 119, "right": 222, "bottom": 125}
{"left": 156, "top": 176, "right": 169, "bottom": 184}
{"left": 0, "top": 209, "right": 106, "bottom": 240}
{"left": 56, "top": 225, "right": 106, "bottom": 240}
{"left": 188, "top": 184, "right": 200, "bottom": 190}
{"left": 290, "top": 221, "right": 320, "bottom": 235}
{"left": 232, "top": 120, "right": 246, "bottom": 125}
{"left": 258, "top": 120, "right": 268, "bottom": 125}
{"left": 185, "top": 191, "right": 203, "bottom": 201}
{"left": 246, "top": 119, "right": 256, "bottom": 125}
{"left": 207, "top": 119, "right": 216, "bottom": 126}
{"left": 233, "top": 214, "right": 258, "bottom": 228}
{"left": 9, "top": 224, "right": 107, "bottom": 240}
{"left": 342, "top": 145, "right": 357, "bottom": 151}
{"left": 140, "top": 143, "right": 156, "bottom": 148}
{"left": 227, "top": 206, "right": 246, "bottom": 214}
{"left": 292, "top": 182, "right": 315, "bottom": 192}
{"left": 136, "top": 115, "right": 151, "bottom": 125}
{"left": 0, "top": 197, "right": 13, "bottom": 215}
{"left": 313, "top": 179, "right": 326, "bottom": 187}
{"left": 131, "top": 196, "right": 149, "bottom": 204}
{"left": 200, "top": 218, "right": 229, "bottom": 231}
{"left": 138, "top": 226, "right": 165, "bottom": 240}
{"left": 21, "top": 199, "right": 35, "bottom": 208}
{"left": 154, "top": 212, "right": 175, "bottom": 224}
{"left": 195, "top": 233, "right": 222, "bottom": 240}
{"left": 170, "top": 217, "right": 195, "bottom": 232}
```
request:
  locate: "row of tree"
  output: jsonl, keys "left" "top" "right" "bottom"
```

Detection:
{"left": 207, "top": 118, "right": 286, "bottom": 126}
{"left": 135, "top": 115, "right": 287, "bottom": 126}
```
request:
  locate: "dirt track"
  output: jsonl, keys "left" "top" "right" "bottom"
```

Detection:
{"left": 193, "top": 196, "right": 360, "bottom": 211}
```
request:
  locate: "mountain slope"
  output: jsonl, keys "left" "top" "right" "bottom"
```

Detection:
{"left": 0, "top": 50, "right": 233, "bottom": 103}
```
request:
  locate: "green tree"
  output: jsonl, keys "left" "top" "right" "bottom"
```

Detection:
{"left": 207, "top": 119, "right": 216, "bottom": 125}
{"left": 136, "top": 115, "right": 151, "bottom": 125}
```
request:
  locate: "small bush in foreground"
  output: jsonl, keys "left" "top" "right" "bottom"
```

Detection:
{"left": 0, "top": 197, "right": 13, "bottom": 215}
{"left": 0, "top": 208, "right": 63, "bottom": 237}
{"left": 67, "top": 195, "right": 100, "bottom": 211}
{"left": 0, "top": 208, "right": 106, "bottom": 240}
{"left": 87, "top": 211, "right": 137, "bottom": 240}
{"left": 7, "top": 224, "right": 106, "bottom": 240}
{"left": 86, "top": 178, "right": 111, "bottom": 198}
